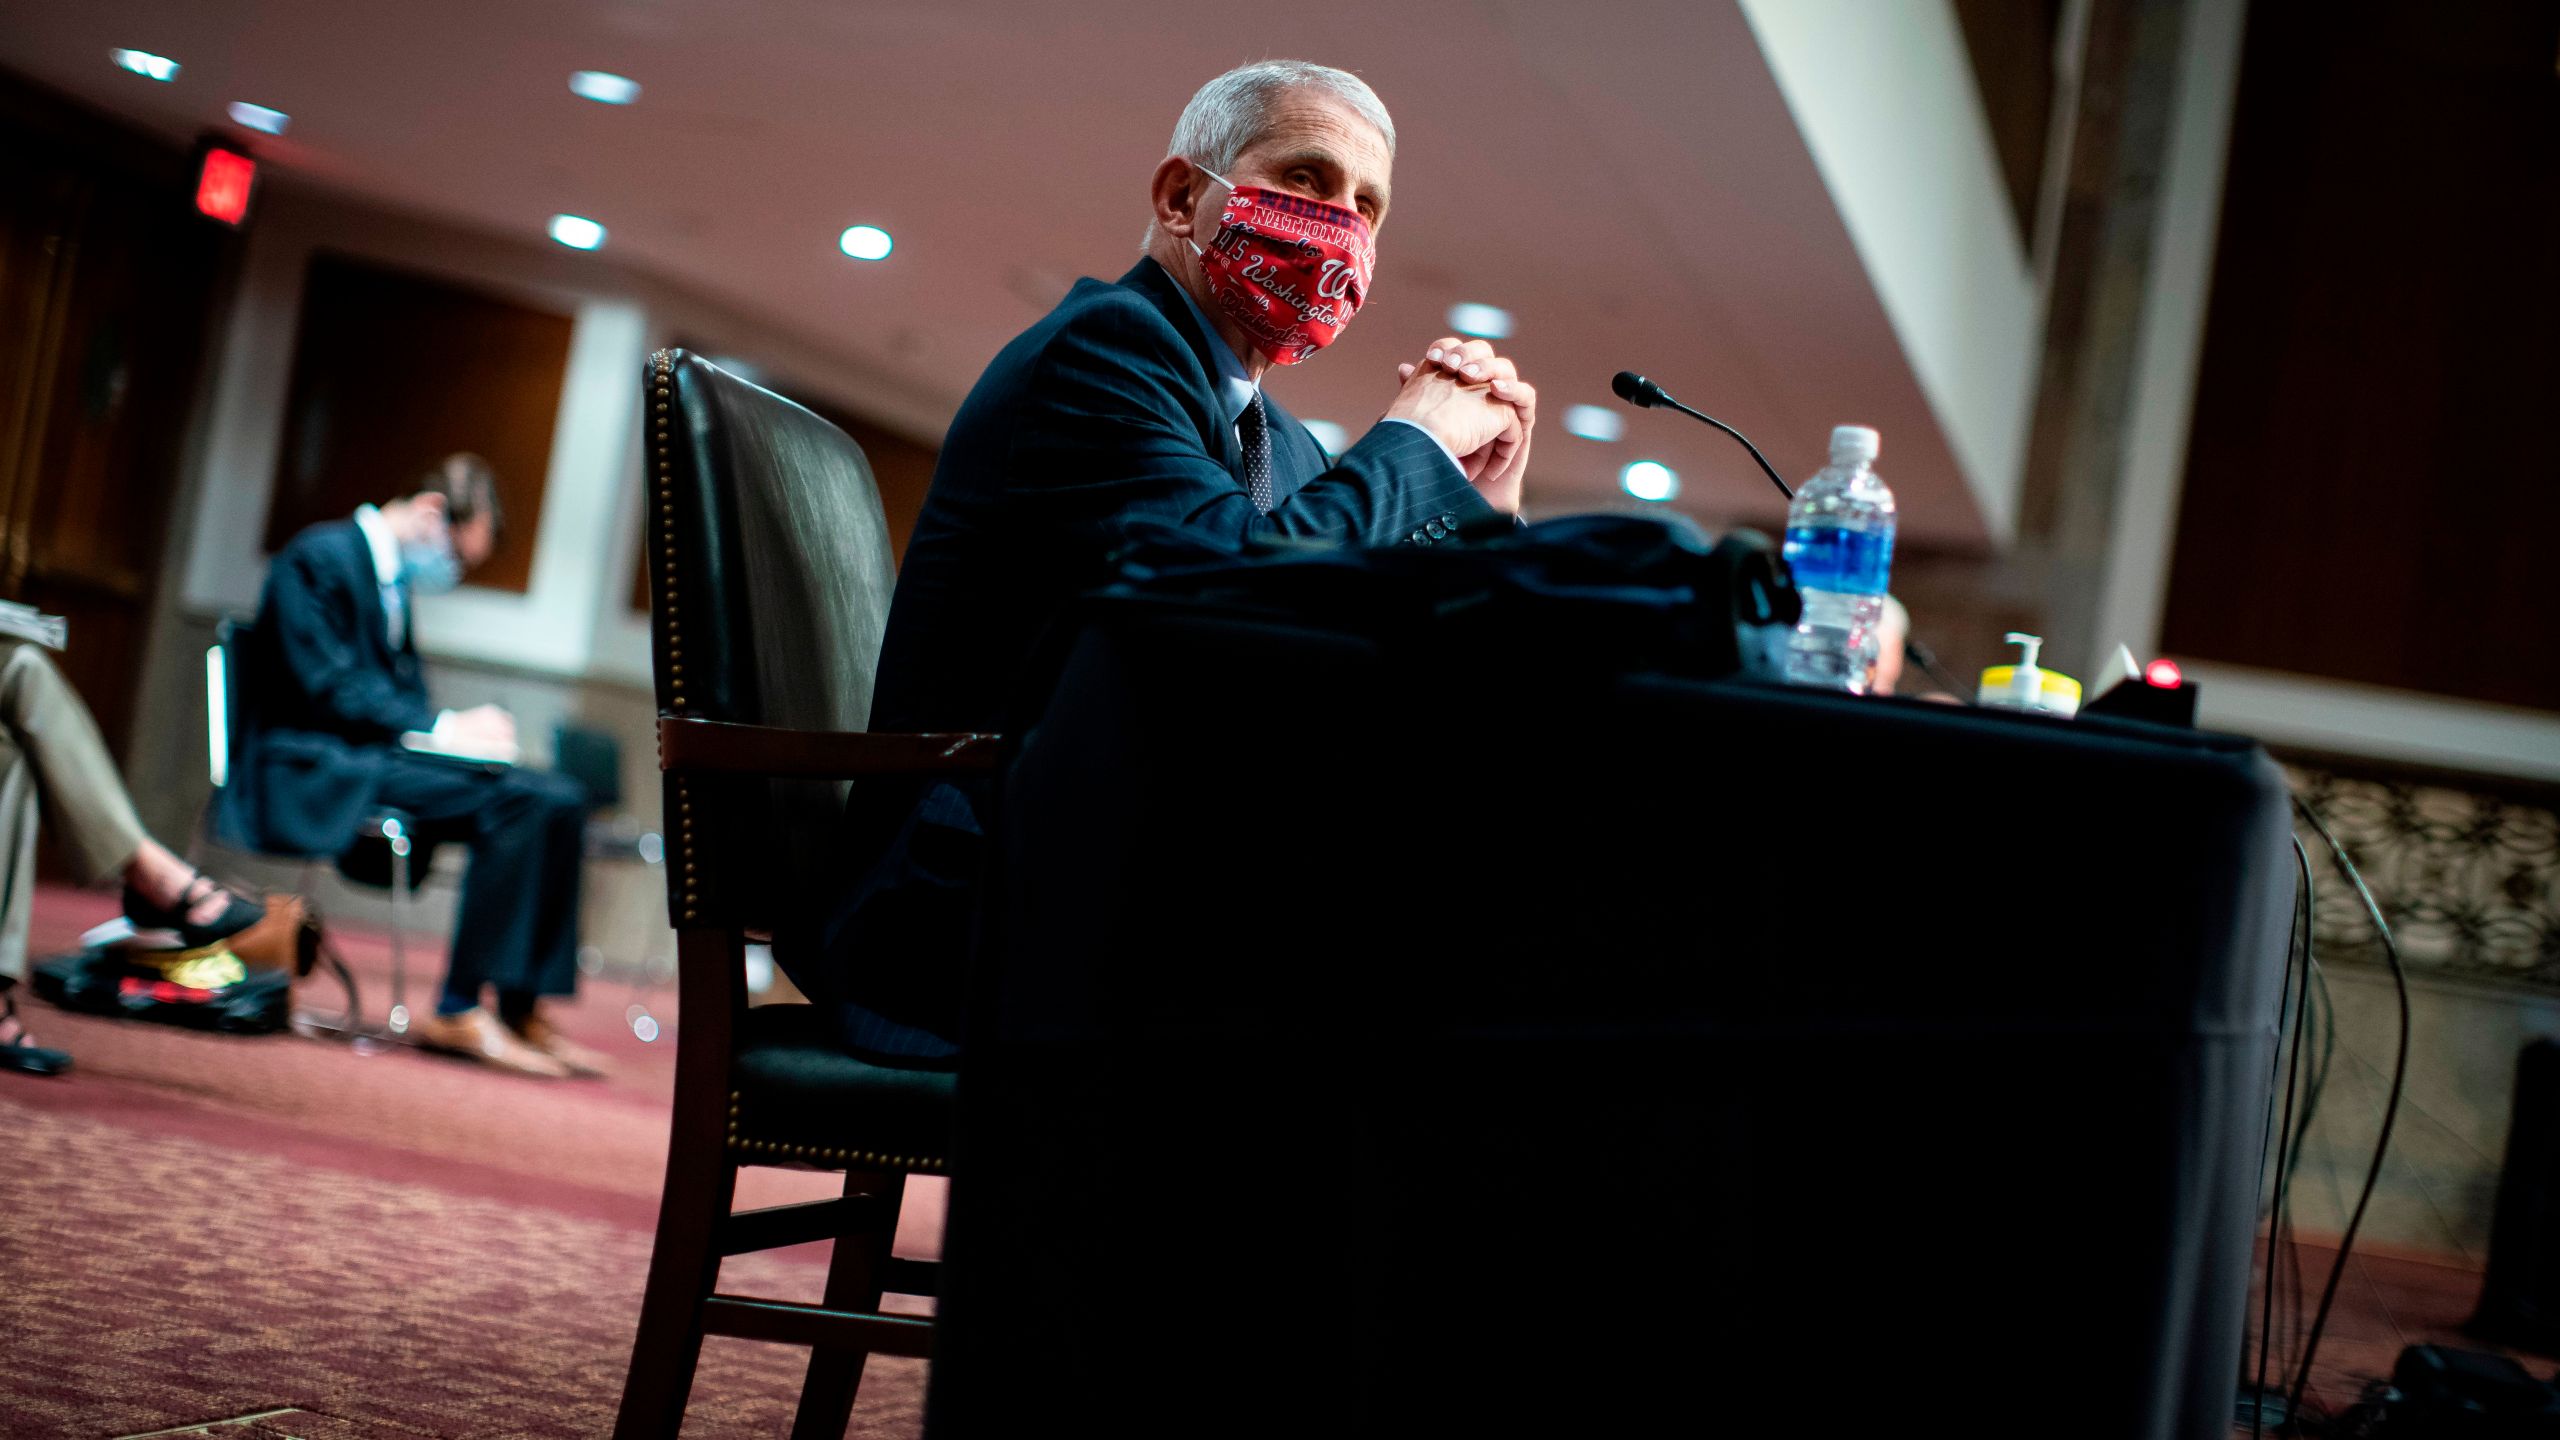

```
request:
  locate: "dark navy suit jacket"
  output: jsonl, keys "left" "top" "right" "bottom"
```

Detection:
{"left": 869, "top": 257, "right": 1494, "bottom": 735}
{"left": 823, "top": 258, "right": 1497, "bottom": 1059}
{"left": 222, "top": 519, "right": 435, "bottom": 858}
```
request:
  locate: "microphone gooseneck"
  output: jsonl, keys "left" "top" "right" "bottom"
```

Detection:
{"left": 1610, "top": 370, "right": 1793, "bottom": 501}
{"left": 1902, "top": 637, "right": 1972, "bottom": 702}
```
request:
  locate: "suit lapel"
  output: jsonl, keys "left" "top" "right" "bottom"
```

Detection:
{"left": 1119, "top": 259, "right": 1243, "bottom": 480}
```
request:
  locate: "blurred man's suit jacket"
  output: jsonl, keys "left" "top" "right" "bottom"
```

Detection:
{"left": 814, "top": 256, "right": 1495, "bottom": 1062}
{"left": 222, "top": 519, "right": 434, "bottom": 857}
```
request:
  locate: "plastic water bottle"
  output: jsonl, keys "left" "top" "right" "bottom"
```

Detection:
{"left": 1782, "top": 425, "right": 1896, "bottom": 693}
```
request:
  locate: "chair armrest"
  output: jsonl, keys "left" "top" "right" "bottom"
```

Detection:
{"left": 657, "top": 716, "right": 1002, "bottom": 779}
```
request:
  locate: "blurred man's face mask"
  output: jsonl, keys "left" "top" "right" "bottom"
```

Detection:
{"left": 400, "top": 515, "right": 463, "bottom": 595}
{"left": 1185, "top": 165, "right": 1374, "bottom": 366}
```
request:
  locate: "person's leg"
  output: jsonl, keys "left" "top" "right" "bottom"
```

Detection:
{"left": 0, "top": 725, "right": 37, "bottom": 985}
{"left": 476, "top": 769, "right": 608, "bottom": 1074}
{"left": 0, "top": 643, "right": 256, "bottom": 941}
{"left": 368, "top": 755, "right": 513, "bottom": 1011}
{"left": 443, "top": 768, "right": 582, "bottom": 1005}
{"left": 0, "top": 719, "right": 69, "bottom": 1074}
{"left": 488, "top": 769, "right": 587, "bottom": 1006}
{"left": 0, "top": 643, "right": 144, "bottom": 885}
{"left": 369, "top": 754, "right": 572, "bottom": 1078}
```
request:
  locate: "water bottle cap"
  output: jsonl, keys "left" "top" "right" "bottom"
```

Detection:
{"left": 1829, "top": 425, "right": 1880, "bottom": 465}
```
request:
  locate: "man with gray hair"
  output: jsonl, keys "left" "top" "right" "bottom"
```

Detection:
{"left": 825, "top": 61, "right": 1537, "bottom": 1061}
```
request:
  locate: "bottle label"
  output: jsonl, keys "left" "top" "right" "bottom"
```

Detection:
{"left": 1782, "top": 524, "right": 1894, "bottom": 596}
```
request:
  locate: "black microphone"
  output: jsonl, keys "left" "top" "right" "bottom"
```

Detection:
{"left": 1611, "top": 370, "right": 1793, "bottom": 501}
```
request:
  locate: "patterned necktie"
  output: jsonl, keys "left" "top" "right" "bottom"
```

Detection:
{"left": 1238, "top": 390, "right": 1275, "bottom": 514}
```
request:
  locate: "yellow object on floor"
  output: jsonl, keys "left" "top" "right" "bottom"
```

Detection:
{"left": 136, "top": 947, "right": 248, "bottom": 992}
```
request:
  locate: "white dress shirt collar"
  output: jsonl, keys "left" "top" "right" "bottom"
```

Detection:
{"left": 1170, "top": 275, "right": 1261, "bottom": 431}
{"left": 352, "top": 504, "right": 402, "bottom": 588}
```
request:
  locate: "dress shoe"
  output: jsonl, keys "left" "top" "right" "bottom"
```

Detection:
{"left": 411, "top": 1007, "right": 571, "bottom": 1078}
{"left": 508, "top": 1009, "right": 613, "bottom": 1078}
{"left": 0, "top": 977, "right": 69, "bottom": 1076}
{"left": 120, "top": 870, "right": 266, "bottom": 949}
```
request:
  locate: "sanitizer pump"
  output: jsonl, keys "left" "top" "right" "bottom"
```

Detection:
{"left": 1977, "top": 632, "right": 2082, "bottom": 717}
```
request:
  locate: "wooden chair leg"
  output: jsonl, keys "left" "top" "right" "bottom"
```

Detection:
{"left": 614, "top": 1150, "right": 739, "bottom": 1437}
{"left": 788, "top": 1169, "right": 907, "bottom": 1440}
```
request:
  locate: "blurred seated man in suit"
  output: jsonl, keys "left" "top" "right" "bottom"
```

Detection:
{"left": 0, "top": 642, "right": 270, "bottom": 1076}
{"left": 230, "top": 455, "right": 606, "bottom": 1079}
{"left": 816, "top": 60, "right": 1540, "bottom": 1063}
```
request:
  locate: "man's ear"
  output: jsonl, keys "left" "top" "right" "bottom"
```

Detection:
{"left": 1150, "top": 155, "right": 1205, "bottom": 241}
{"left": 408, "top": 492, "right": 448, "bottom": 535}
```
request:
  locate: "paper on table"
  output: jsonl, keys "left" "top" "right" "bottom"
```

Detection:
{"left": 0, "top": 600, "right": 68, "bottom": 651}
{"left": 399, "top": 731, "right": 520, "bottom": 766}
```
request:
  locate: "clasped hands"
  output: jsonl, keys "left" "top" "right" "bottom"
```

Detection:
{"left": 1383, "top": 335, "right": 1537, "bottom": 514}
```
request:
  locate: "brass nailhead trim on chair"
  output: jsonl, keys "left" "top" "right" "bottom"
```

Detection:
{"left": 652, "top": 351, "right": 682, "bottom": 716}
{"left": 677, "top": 776, "right": 695, "bottom": 920}
{"left": 725, "top": 1091, "right": 947, "bottom": 1173}
{"left": 651, "top": 352, "right": 700, "bottom": 923}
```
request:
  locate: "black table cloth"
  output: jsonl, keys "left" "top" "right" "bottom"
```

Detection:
{"left": 928, "top": 593, "right": 2294, "bottom": 1438}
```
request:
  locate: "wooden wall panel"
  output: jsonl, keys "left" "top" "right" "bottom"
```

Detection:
{"left": 264, "top": 252, "right": 572, "bottom": 593}
{"left": 2159, "top": 0, "right": 2560, "bottom": 711}
{"left": 0, "top": 67, "right": 225, "bottom": 771}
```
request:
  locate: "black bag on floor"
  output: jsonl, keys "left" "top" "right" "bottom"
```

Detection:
{"left": 30, "top": 948, "right": 293, "bottom": 1034}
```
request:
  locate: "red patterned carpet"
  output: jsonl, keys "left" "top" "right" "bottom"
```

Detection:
{"left": 5, "top": 884, "right": 2533, "bottom": 1436}
{"left": 0, "top": 885, "right": 934, "bottom": 1439}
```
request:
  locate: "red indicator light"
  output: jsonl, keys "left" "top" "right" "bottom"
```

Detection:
{"left": 196, "top": 147, "right": 255, "bottom": 225}
{"left": 2145, "top": 659, "right": 2184, "bottom": 689}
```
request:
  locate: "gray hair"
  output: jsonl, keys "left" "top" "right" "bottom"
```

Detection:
{"left": 1143, "top": 60, "right": 1396, "bottom": 249}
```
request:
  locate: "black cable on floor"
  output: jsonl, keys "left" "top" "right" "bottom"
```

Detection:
{"left": 2256, "top": 835, "right": 2318, "bottom": 1440}
{"left": 2282, "top": 958, "right": 2337, "bottom": 1393}
{"left": 2283, "top": 796, "right": 2414, "bottom": 1430}
{"left": 2275, "top": 867, "right": 2337, "bottom": 1398}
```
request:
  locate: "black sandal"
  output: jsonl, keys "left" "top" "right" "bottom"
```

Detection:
{"left": 121, "top": 870, "right": 267, "bottom": 950}
{"left": 0, "top": 977, "right": 70, "bottom": 1077}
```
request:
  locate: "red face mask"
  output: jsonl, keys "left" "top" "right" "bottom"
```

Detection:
{"left": 1188, "top": 166, "right": 1374, "bottom": 366}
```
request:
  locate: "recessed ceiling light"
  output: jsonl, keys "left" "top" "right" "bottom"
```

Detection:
{"left": 1562, "top": 405, "right": 1623, "bottom": 442}
{"left": 1446, "top": 302, "right": 1513, "bottom": 339}
{"left": 549, "top": 214, "right": 606, "bottom": 250}
{"left": 570, "top": 71, "right": 641, "bottom": 104}
{"left": 1301, "top": 420, "right": 1349, "bottom": 456}
{"left": 1620, "top": 460, "right": 1679, "bottom": 502}
{"left": 839, "top": 225, "right": 893, "bottom": 261}
{"left": 227, "top": 102, "right": 290, "bottom": 134}
{"left": 110, "top": 49, "right": 180, "bottom": 82}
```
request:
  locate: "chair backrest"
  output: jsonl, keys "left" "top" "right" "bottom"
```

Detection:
{"left": 552, "top": 722, "right": 623, "bottom": 812}
{"left": 208, "top": 618, "right": 254, "bottom": 785}
{"left": 205, "top": 630, "right": 235, "bottom": 792}
{"left": 201, "top": 618, "right": 255, "bottom": 849}
{"left": 644, "top": 348, "right": 898, "bottom": 935}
